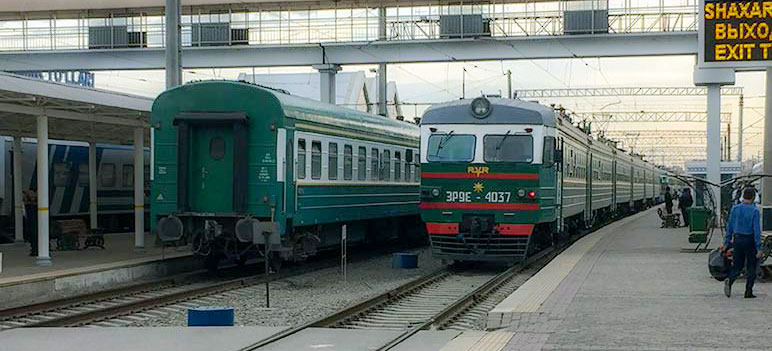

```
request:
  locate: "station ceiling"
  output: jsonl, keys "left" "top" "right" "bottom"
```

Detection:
{"left": 0, "top": 72, "right": 152, "bottom": 145}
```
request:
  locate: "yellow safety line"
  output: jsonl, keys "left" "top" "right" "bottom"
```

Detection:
{"left": 38, "top": 207, "right": 48, "bottom": 211}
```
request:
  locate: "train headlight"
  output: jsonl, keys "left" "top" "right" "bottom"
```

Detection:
{"left": 517, "top": 189, "right": 526, "bottom": 197}
{"left": 528, "top": 190, "right": 537, "bottom": 199}
{"left": 431, "top": 188, "right": 441, "bottom": 197}
{"left": 470, "top": 97, "right": 492, "bottom": 119}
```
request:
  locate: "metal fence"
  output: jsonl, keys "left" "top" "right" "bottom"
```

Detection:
{"left": 0, "top": 1, "right": 698, "bottom": 51}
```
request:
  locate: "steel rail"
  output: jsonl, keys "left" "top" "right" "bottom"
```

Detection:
{"left": 0, "top": 280, "right": 174, "bottom": 320}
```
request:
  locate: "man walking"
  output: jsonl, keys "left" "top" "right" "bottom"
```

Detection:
{"left": 679, "top": 188, "right": 693, "bottom": 227}
{"left": 721, "top": 187, "right": 762, "bottom": 298}
{"left": 664, "top": 186, "right": 673, "bottom": 214}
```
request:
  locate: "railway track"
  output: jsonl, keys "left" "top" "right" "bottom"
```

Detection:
{"left": 0, "top": 242, "right": 427, "bottom": 330}
{"left": 243, "top": 246, "right": 557, "bottom": 351}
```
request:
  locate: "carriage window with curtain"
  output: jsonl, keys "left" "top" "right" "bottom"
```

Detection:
{"left": 297, "top": 139, "right": 306, "bottom": 179}
{"left": 344, "top": 145, "right": 353, "bottom": 180}
{"left": 329, "top": 143, "right": 338, "bottom": 180}
{"left": 358, "top": 146, "right": 367, "bottom": 180}
{"left": 311, "top": 141, "right": 322, "bottom": 179}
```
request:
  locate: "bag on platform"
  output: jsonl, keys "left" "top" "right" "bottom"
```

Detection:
{"left": 709, "top": 248, "right": 730, "bottom": 281}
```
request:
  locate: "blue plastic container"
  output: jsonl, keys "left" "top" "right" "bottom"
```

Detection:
{"left": 392, "top": 253, "right": 418, "bottom": 269}
{"left": 187, "top": 306, "right": 235, "bottom": 326}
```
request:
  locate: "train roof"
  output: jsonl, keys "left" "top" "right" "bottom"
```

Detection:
{"left": 421, "top": 98, "right": 557, "bottom": 127}
{"left": 153, "top": 80, "right": 419, "bottom": 143}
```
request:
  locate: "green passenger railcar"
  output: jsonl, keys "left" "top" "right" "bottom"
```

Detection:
{"left": 419, "top": 97, "right": 662, "bottom": 263}
{"left": 151, "top": 81, "right": 421, "bottom": 268}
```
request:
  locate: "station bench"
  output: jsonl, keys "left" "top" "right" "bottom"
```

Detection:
{"left": 657, "top": 208, "right": 681, "bottom": 228}
{"left": 54, "top": 219, "right": 105, "bottom": 251}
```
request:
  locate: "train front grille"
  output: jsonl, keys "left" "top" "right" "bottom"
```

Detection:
{"left": 428, "top": 234, "right": 529, "bottom": 262}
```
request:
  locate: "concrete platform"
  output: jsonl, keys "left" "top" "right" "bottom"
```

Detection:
{"left": 480, "top": 207, "right": 772, "bottom": 351}
{"left": 0, "top": 233, "right": 196, "bottom": 309}
{"left": 0, "top": 326, "right": 286, "bottom": 351}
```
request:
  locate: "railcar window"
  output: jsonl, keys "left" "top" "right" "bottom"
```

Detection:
{"left": 483, "top": 135, "right": 533, "bottom": 163}
{"left": 101, "top": 163, "right": 116, "bottom": 187}
{"left": 344, "top": 145, "right": 353, "bottom": 180}
{"left": 543, "top": 137, "right": 555, "bottom": 165}
{"left": 53, "top": 163, "right": 71, "bottom": 187}
{"left": 426, "top": 134, "right": 475, "bottom": 162}
{"left": 357, "top": 146, "right": 367, "bottom": 180}
{"left": 371, "top": 148, "right": 379, "bottom": 181}
{"left": 311, "top": 141, "right": 322, "bottom": 180}
{"left": 210, "top": 137, "right": 225, "bottom": 160}
{"left": 297, "top": 139, "right": 306, "bottom": 179}
{"left": 381, "top": 150, "right": 391, "bottom": 181}
{"left": 394, "top": 152, "right": 401, "bottom": 181}
{"left": 123, "top": 165, "right": 134, "bottom": 187}
{"left": 329, "top": 143, "right": 338, "bottom": 180}
{"left": 78, "top": 164, "right": 89, "bottom": 186}
{"left": 405, "top": 150, "right": 412, "bottom": 182}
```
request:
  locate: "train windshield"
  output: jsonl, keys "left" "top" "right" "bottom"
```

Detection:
{"left": 483, "top": 134, "right": 533, "bottom": 163}
{"left": 426, "top": 133, "right": 476, "bottom": 162}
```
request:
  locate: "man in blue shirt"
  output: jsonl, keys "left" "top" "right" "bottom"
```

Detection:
{"left": 721, "top": 187, "right": 763, "bottom": 298}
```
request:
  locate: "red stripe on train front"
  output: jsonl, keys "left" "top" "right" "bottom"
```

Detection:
{"left": 421, "top": 172, "right": 539, "bottom": 180}
{"left": 496, "top": 223, "right": 535, "bottom": 236}
{"left": 420, "top": 202, "right": 540, "bottom": 210}
{"left": 426, "top": 222, "right": 459, "bottom": 235}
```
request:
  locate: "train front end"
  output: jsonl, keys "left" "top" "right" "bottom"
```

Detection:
{"left": 419, "top": 97, "right": 559, "bottom": 262}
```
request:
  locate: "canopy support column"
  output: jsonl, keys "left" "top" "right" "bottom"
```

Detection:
{"left": 36, "top": 115, "right": 51, "bottom": 267}
{"left": 13, "top": 136, "right": 23, "bottom": 244}
{"left": 313, "top": 64, "right": 341, "bottom": 104}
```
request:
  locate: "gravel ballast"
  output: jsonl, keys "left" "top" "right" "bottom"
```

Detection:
{"left": 131, "top": 247, "right": 442, "bottom": 327}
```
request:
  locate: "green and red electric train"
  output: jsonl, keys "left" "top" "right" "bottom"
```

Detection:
{"left": 419, "top": 97, "right": 665, "bottom": 262}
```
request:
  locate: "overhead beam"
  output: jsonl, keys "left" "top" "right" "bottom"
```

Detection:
{"left": 577, "top": 111, "right": 732, "bottom": 123}
{"left": 517, "top": 86, "right": 743, "bottom": 98}
{"left": 0, "top": 32, "right": 697, "bottom": 71}
{"left": 0, "top": 102, "right": 147, "bottom": 127}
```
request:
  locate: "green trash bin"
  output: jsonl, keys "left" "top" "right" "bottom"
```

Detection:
{"left": 687, "top": 207, "right": 711, "bottom": 243}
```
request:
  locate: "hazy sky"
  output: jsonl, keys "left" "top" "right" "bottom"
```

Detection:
{"left": 93, "top": 54, "right": 767, "bottom": 166}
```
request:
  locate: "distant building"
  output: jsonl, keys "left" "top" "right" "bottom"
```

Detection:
{"left": 236, "top": 71, "right": 402, "bottom": 119}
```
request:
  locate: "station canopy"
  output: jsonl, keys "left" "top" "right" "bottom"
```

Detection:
{"left": 0, "top": 72, "right": 152, "bottom": 144}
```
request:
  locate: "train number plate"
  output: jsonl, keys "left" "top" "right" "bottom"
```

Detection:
{"left": 446, "top": 191, "right": 472, "bottom": 202}
{"left": 484, "top": 191, "right": 511, "bottom": 203}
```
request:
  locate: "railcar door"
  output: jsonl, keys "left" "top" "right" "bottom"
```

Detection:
{"left": 189, "top": 126, "right": 234, "bottom": 212}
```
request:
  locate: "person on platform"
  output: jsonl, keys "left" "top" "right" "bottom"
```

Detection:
{"left": 23, "top": 189, "right": 38, "bottom": 257}
{"left": 679, "top": 188, "right": 693, "bottom": 227}
{"left": 721, "top": 187, "right": 762, "bottom": 298}
{"left": 664, "top": 186, "right": 673, "bottom": 214}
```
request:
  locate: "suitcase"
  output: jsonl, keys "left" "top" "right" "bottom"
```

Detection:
{"left": 709, "top": 248, "right": 731, "bottom": 281}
